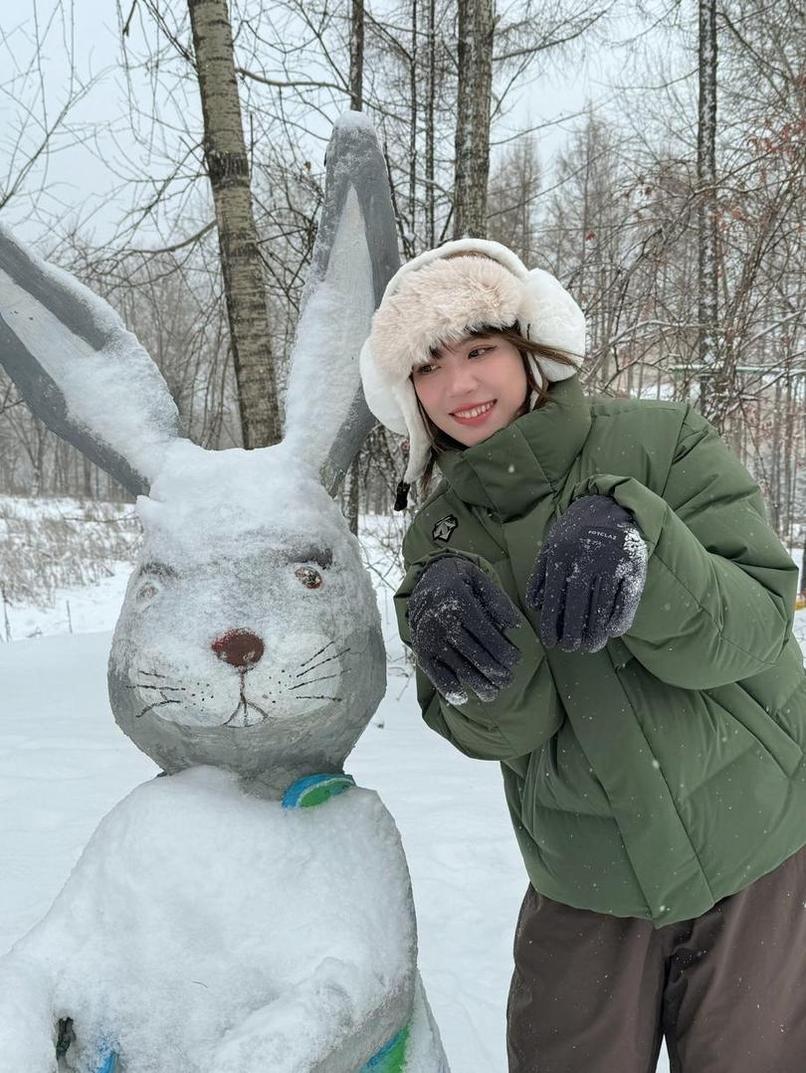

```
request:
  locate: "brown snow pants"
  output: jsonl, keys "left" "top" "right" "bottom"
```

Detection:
{"left": 507, "top": 842, "right": 806, "bottom": 1072}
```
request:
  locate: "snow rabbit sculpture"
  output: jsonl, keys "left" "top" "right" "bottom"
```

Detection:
{"left": 0, "top": 114, "right": 449, "bottom": 1073}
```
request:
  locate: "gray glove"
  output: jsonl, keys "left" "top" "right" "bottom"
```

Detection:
{"left": 526, "top": 495, "right": 647, "bottom": 653}
{"left": 407, "top": 556, "right": 521, "bottom": 705}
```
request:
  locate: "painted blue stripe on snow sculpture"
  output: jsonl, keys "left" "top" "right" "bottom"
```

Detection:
{"left": 85, "top": 1027, "right": 407, "bottom": 1073}
{"left": 93, "top": 1046, "right": 119, "bottom": 1073}
{"left": 281, "top": 772, "right": 356, "bottom": 809}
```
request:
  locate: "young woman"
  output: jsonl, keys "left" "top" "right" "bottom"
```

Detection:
{"left": 359, "top": 239, "right": 806, "bottom": 1073}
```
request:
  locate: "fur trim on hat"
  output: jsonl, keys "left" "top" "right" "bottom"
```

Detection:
{"left": 370, "top": 256, "right": 524, "bottom": 380}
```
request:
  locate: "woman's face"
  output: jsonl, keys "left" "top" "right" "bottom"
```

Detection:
{"left": 411, "top": 333, "right": 529, "bottom": 447}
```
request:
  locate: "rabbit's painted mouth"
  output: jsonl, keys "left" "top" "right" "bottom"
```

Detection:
{"left": 224, "top": 694, "right": 271, "bottom": 728}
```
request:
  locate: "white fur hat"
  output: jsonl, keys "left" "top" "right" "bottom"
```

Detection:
{"left": 359, "top": 238, "right": 586, "bottom": 485}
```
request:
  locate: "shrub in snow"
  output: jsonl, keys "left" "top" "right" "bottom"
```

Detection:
{"left": 0, "top": 114, "right": 448, "bottom": 1073}
{"left": 0, "top": 497, "right": 140, "bottom": 613}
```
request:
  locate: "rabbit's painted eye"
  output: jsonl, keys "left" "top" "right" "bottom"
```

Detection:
{"left": 295, "top": 566, "right": 323, "bottom": 589}
{"left": 136, "top": 580, "right": 162, "bottom": 606}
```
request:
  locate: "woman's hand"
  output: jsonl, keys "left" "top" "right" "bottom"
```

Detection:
{"left": 407, "top": 556, "right": 522, "bottom": 705}
{"left": 526, "top": 495, "right": 647, "bottom": 653}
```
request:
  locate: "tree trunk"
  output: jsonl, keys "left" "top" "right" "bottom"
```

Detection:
{"left": 349, "top": 0, "right": 364, "bottom": 110}
{"left": 453, "top": 0, "right": 494, "bottom": 238}
{"left": 344, "top": 0, "right": 367, "bottom": 536}
{"left": 426, "top": 0, "right": 436, "bottom": 246}
{"left": 343, "top": 459, "right": 360, "bottom": 537}
{"left": 697, "top": 0, "right": 722, "bottom": 420}
{"left": 771, "top": 377, "right": 782, "bottom": 535}
{"left": 187, "top": 0, "right": 281, "bottom": 448}
{"left": 31, "top": 428, "right": 44, "bottom": 498}
{"left": 82, "top": 456, "right": 94, "bottom": 499}
{"left": 409, "top": 0, "right": 419, "bottom": 234}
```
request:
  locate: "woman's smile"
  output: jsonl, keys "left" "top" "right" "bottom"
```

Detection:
{"left": 451, "top": 399, "right": 496, "bottom": 424}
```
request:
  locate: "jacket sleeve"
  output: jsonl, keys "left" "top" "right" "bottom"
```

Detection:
{"left": 394, "top": 547, "right": 562, "bottom": 761}
{"left": 571, "top": 407, "right": 798, "bottom": 689}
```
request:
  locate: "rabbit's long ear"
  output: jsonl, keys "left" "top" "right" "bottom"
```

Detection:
{"left": 281, "top": 113, "right": 399, "bottom": 494}
{"left": 0, "top": 226, "right": 181, "bottom": 496}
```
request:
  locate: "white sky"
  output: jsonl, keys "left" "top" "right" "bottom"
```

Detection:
{"left": 0, "top": 0, "right": 688, "bottom": 248}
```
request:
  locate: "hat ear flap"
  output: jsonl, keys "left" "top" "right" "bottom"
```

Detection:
{"left": 520, "top": 268, "right": 586, "bottom": 371}
{"left": 359, "top": 339, "right": 408, "bottom": 436}
{"left": 395, "top": 379, "right": 432, "bottom": 485}
{"left": 530, "top": 350, "right": 579, "bottom": 384}
{"left": 359, "top": 339, "right": 431, "bottom": 485}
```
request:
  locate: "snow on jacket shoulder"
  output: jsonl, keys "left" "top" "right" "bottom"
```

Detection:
{"left": 394, "top": 376, "right": 806, "bottom": 926}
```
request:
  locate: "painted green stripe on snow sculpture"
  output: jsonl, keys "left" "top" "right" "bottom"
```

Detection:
{"left": 281, "top": 772, "right": 356, "bottom": 809}
{"left": 360, "top": 1025, "right": 409, "bottom": 1072}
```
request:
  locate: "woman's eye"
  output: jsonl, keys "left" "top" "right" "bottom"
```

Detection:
{"left": 468, "top": 345, "right": 493, "bottom": 358}
{"left": 415, "top": 363, "right": 436, "bottom": 376}
{"left": 136, "top": 580, "right": 161, "bottom": 606}
{"left": 295, "top": 566, "right": 323, "bottom": 589}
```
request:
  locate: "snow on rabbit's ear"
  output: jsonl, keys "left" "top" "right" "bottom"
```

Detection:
{"left": 0, "top": 225, "right": 181, "bottom": 496}
{"left": 281, "top": 113, "right": 399, "bottom": 495}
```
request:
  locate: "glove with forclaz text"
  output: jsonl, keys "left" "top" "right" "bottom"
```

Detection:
{"left": 407, "top": 556, "right": 522, "bottom": 705}
{"left": 526, "top": 494, "right": 648, "bottom": 653}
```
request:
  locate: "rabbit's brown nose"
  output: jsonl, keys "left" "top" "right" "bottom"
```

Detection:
{"left": 211, "top": 629, "right": 265, "bottom": 669}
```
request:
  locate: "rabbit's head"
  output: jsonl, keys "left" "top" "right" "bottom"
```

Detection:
{"left": 0, "top": 114, "right": 400, "bottom": 796}
{"left": 107, "top": 442, "right": 386, "bottom": 794}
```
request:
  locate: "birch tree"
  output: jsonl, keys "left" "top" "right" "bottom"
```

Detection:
{"left": 696, "top": 0, "right": 722, "bottom": 419}
{"left": 453, "top": 0, "right": 495, "bottom": 237}
{"left": 343, "top": 0, "right": 365, "bottom": 535}
{"left": 187, "top": 0, "right": 281, "bottom": 448}
{"left": 350, "top": 0, "right": 365, "bottom": 111}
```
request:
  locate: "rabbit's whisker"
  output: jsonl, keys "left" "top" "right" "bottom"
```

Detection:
{"left": 294, "top": 647, "right": 350, "bottom": 678}
{"left": 298, "top": 640, "right": 336, "bottom": 669}
{"left": 138, "top": 670, "right": 171, "bottom": 679}
{"left": 138, "top": 695, "right": 181, "bottom": 719}
{"left": 294, "top": 694, "right": 342, "bottom": 702}
{"left": 129, "top": 684, "right": 185, "bottom": 693}
{"left": 289, "top": 673, "right": 339, "bottom": 691}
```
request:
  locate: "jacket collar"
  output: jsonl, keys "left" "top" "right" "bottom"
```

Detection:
{"left": 435, "top": 376, "right": 591, "bottom": 518}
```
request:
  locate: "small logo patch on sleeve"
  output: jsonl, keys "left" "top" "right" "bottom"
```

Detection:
{"left": 432, "top": 515, "right": 458, "bottom": 542}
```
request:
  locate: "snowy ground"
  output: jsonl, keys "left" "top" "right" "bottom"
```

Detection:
{"left": 1, "top": 506, "right": 804, "bottom": 1072}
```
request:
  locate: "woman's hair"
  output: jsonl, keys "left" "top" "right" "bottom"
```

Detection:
{"left": 414, "top": 323, "right": 578, "bottom": 492}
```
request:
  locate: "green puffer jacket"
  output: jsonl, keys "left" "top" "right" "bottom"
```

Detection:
{"left": 394, "top": 376, "right": 806, "bottom": 927}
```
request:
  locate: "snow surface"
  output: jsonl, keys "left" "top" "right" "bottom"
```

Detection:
{"left": 2, "top": 522, "right": 805, "bottom": 1072}
{"left": 613, "top": 522, "right": 649, "bottom": 635}
{"left": 2, "top": 562, "right": 131, "bottom": 640}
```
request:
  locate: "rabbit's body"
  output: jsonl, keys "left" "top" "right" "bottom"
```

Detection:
{"left": 2, "top": 766, "right": 443, "bottom": 1073}
{"left": 0, "top": 114, "right": 450, "bottom": 1072}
